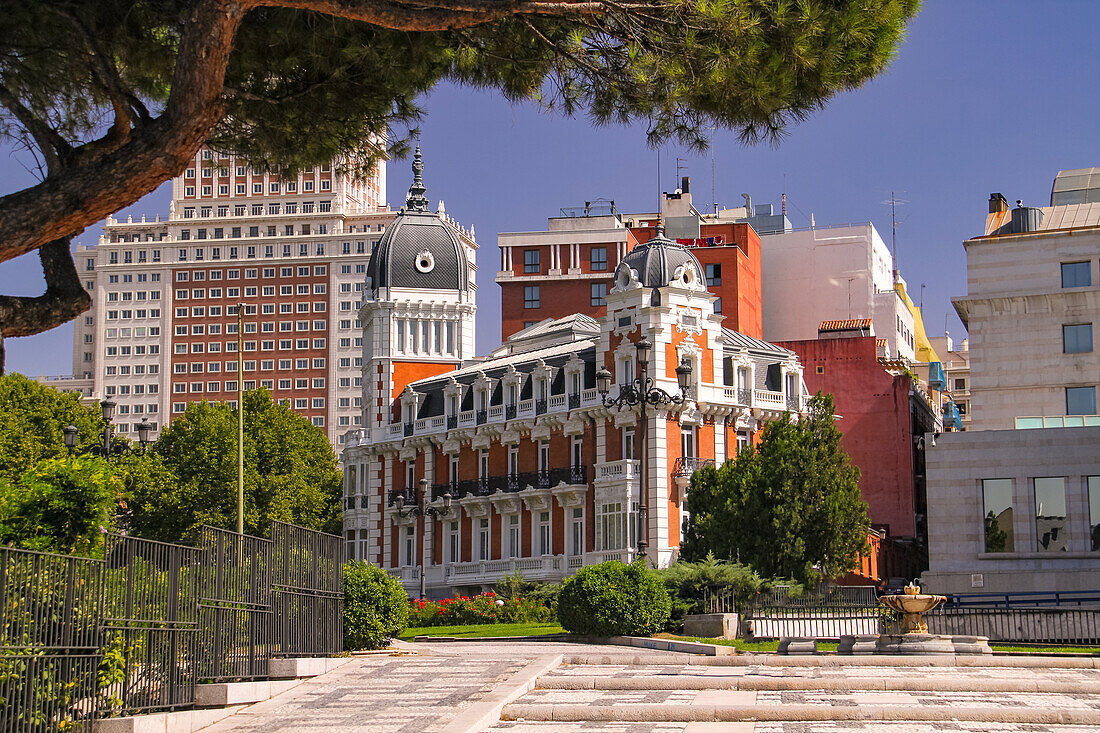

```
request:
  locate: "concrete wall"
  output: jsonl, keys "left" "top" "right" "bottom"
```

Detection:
{"left": 923, "top": 426, "right": 1100, "bottom": 595}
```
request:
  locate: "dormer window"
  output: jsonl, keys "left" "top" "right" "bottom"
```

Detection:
{"left": 507, "top": 384, "right": 518, "bottom": 406}
{"left": 570, "top": 372, "right": 581, "bottom": 396}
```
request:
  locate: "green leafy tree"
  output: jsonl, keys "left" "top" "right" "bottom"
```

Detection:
{"left": 983, "top": 511, "right": 1007, "bottom": 553}
{"left": 682, "top": 394, "right": 869, "bottom": 585}
{"left": 0, "top": 456, "right": 120, "bottom": 555}
{"left": 0, "top": 373, "right": 106, "bottom": 481}
{"left": 0, "top": 0, "right": 918, "bottom": 366}
{"left": 343, "top": 561, "right": 409, "bottom": 650}
{"left": 128, "top": 389, "right": 341, "bottom": 542}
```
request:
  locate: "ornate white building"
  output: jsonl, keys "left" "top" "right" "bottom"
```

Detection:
{"left": 342, "top": 159, "right": 806, "bottom": 596}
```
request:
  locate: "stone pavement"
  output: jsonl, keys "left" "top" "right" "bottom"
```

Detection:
{"left": 195, "top": 641, "right": 1100, "bottom": 733}
{"left": 195, "top": 641, "right": 674, "bottom": 733}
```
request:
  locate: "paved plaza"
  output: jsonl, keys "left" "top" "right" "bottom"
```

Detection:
{"left": 195, "top": 641, "right": 1100, "bottom": 733}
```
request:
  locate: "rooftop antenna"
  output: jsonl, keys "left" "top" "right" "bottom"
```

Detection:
{"left": 656, "top": 149, "right": 661, "bottom": 219}
{"left": 883, "top": 191, "right": 908, "bottom": 274}
{"left": 782, "top": 173, "right": 787, "bottom": 217}
{"left": 711, "top": 152, "right": 717, "bottom": 215}
{"left": 676, "top": 157, "right": 688, "bottom": 190}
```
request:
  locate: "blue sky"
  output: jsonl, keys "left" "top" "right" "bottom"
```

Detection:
{"left": 2, "top": 1, "right": 1098, "bottom": 375}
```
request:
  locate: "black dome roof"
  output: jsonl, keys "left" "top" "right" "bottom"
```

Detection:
{"left": 366, "top": 146, "right": 469, "bottom": 294}
{"left": 617, "top": 226, "right": 704, "bottom": 289}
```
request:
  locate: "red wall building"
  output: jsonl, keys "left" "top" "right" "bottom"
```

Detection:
{"left": 774, "top": 335, "right": 933, "bottom": 541}
{"left": 498, "top": 206, "right": 762, "bottom": 341}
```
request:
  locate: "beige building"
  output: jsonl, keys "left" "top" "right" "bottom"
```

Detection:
{"left": 60, "top": 146, "right": 477, "bottom": 450}
{"left": 924, "top": 169, "right": 1100, "bottom": 595}
{"left": 953, "top": 186, "right": 1099, "bottom": 430}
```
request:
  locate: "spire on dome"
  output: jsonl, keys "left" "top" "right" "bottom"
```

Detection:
{"left": 406, "top": 143, "right": 430, "bottom": 212}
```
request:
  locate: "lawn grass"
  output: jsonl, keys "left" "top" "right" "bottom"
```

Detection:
{"left": 399, "top": 622, "right": 565, "bottom": 639}
{"left": 989, "top": 644, "right": 1100, "bottom": 655}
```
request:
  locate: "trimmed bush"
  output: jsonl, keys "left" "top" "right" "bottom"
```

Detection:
{"left": 557, "top": 561, "right": 671, "bottom": 637}
{"left": 343, "top": 561, "right": 409, "bottom": 650}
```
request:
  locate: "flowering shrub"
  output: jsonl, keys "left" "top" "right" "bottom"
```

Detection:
{"left": 408, "top": 591, "right": 553, "bottom": 627}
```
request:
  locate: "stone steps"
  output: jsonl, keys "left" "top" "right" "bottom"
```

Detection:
{"left": 493, "top": 656, "right": 1100, "bottom": 730}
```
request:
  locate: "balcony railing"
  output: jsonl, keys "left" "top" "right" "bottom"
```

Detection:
{"left": 596, "top": 459, "right": 640, "bottom": 482}
{"left": 369, "top": 383, "right": 804, "bottom": 446}
{"left": 431, "top": 482, "right": 458, "bottom": 501}
{"left": 672, "top": 456, "right": 715, "bottom": 477}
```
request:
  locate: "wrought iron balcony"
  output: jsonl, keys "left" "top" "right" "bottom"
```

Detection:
{"left": 403, "top": 423, "right": 413, "bottom": 437}
{"left": 506, "top": 404, "right": 517, "bottom": 420}
{"left": 476, "top": 410, "right": 487, "bottom": 425}
{"left": 568, "top": 393, "right": 581, "bottom": 409}
{"left": 738, "top": 388, "right": 752, "bottom": 405}
{"left": 388, "top": 488, "right": 414, "bottom": 506}
{"left": 430, "top": 482, "right": 458, "bottom": 502}
{"left": 446, "top": 416, "right": 458, "bottom": 430}
{"left": 672, "top": 456, "right": 715, "bottom": 477}
{"left": 535, "top": 399, "right": 547, "bottom": 415}
{"left": 786, "top": 396, "right": 801, "bottom": 411}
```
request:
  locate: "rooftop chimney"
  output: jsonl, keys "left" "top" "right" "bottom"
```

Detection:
{"left": 681, "top": 176, "right": 690, "bottom": 194}
{"left": 989, "top": 192, "right": 1009, "bottom": 214}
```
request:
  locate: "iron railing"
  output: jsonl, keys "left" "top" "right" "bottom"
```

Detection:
{"left": 0, "top": 522, "right": 342, "bottom": 730}
{"left": 0, "top": 547, "right": 104, "bottom": 732}
{"left": 672, "top": 456, "right": 715, "bottom": 477}
{"left": 741, "top": 585, "right": 884, "bottom": 640}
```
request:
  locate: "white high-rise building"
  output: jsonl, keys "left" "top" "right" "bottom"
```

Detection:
{"left": 65, "top": 147, "right": 476, "bottom": 450}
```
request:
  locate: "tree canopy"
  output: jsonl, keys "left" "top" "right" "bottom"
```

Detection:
{"left": 0, "top": 377, "right": 340, "bottom": 548}
{"left": 681, "top": 394, "right": 869, "bottom": 585}
{"left": 0, "top": 372, "right": 107, "bottom": 481}
{"left": 128, "top": 388, "right": 342, "bottom": 542}
{"left": 0, "top": 0, "right": 918, "bottom": 367}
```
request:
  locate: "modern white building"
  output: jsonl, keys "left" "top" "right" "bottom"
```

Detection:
{"left": 760, "top": 222, "right": 927, "bottom": 364}
{"left": 924, "top": 171, "right": 1100, "bottom": 595}
{"left": 62, "top": 146, "right": 476, "bottom": 450}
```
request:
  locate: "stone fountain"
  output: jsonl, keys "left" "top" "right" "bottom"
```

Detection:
{"left": 876, "top": 580, "right": 956, "bottom": 655}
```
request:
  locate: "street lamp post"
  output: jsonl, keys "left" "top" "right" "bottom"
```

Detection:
{"left": 395, "top": 477, "right": 454, "bottom": 599}
{"left": 64, "top": 402, "right": 152, "bottom": 458}
{"left": 596, "top": 336, "right": 692, "bottom": 563}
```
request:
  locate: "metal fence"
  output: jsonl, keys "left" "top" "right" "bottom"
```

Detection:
{"left": 741, "top": 585, "right": 885, "bottom": 640}
{"left": 926, "top": 605, "right": 1100, "bottom": 644}
{"left": 0, "top": 547, "right": 103, "bottom": 733}
{"left": 0, "top": 522, "right": 342, "bottom": 731}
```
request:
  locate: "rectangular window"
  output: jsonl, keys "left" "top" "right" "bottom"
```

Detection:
{"left": 590, "top": 282, "right": 606, "bottom": 307}
{"left": 538, "top": 511, "right": 551, "bottom": 556}
{"left": 1067, "top": 386, "right": 1097, "bottom": 415}
{"left": 982, "top": 478, "right": 1014, "bottom": 553}
{"left": 597, "top": 502, "right": 627, "bottom": 551}
{"left": 590, "top": 246, "right": 607, "bottom": 271}
{"left": 1063, "top": 323, "right": 1093, "bottom": 353}
{"left": 1089, "top": 476, "right": 1100, "bottom": 552}
{"left": 571, "top": 508, "right": 584, "bottom": 556}
{"left": 448, "top": 522, "right": 460, "bottom": 564}
{"left": 705, "top": 263, "right": 722, "bottom": 286}
{"left": 1061, "top": 261, "right": 1092, "bottom": 288}
{"left": 1034, "top": 477, "right": 1067, "bottom": 552}
{"left": 524, "top": 286, "right": 540, "bottom": 309}
{"left": 523, "top": 249, "right": 540, "bottom": 273}
{"left": 508, "top": 515, "right": 520, "bottom": 558}
{"left": 478, "top": 518, "right": 490, "bottom": 562}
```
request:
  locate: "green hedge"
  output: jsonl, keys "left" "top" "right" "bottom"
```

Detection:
{"left": 557, "top": 561, "right": 671, "bottom": 637}
{"left": 343, "top": 562, "right": 409, "bottom": 650}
